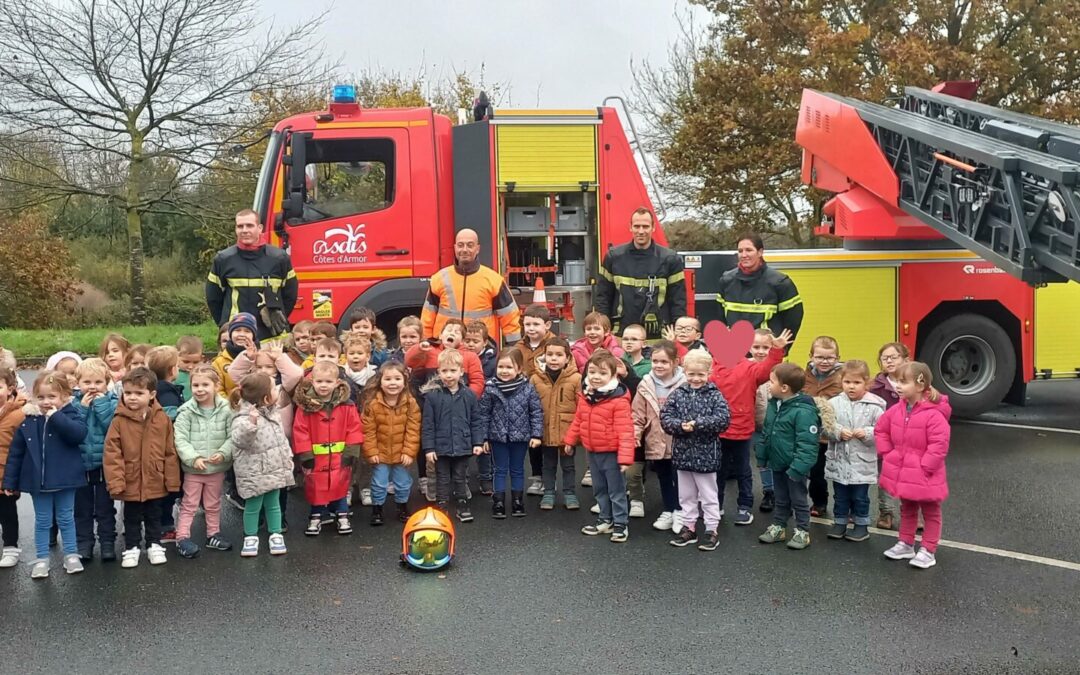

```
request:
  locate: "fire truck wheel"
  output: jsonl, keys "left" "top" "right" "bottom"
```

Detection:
{"left": 920, "top": 313, "right": 1015, "bottom": 418}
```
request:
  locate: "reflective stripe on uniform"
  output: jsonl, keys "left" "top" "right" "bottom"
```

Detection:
{"left": 597, "top": 266, "right": 614, "bottom": 282}
{"left": 613, "top": 274, "right": 669, "bottom": 309}
{"left": 439, "top": 269, "right": 459, "bottom": 315}
{"left": 312, "top": 442, "right": 346, "bottom": 455}
{"left": 777, "top": 295, "right": 803, "bottom": 311}
{"left": 715, "top": 294, "right": 777, "bottom": 321}
{"left": 222, "top": 277, "right": 289, "bottom": 290}
{"left": 667, "top": 271, "right": 685, "bottom": 285}
{"left": 434, "top": 307, "right": 491, "bottom": 320}
{"left": 494, "top": 303, "right": 517, "bottom": 317}
{"left": 207, "top": 272, "right": 223, "bottom": 288}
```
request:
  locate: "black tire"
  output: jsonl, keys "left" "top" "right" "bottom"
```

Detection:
{"left": 919, "top": 313, "right": 1015, "bottom": 417}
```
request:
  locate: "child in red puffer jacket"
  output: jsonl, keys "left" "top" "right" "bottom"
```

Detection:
{"left": 876, "top": 362, "right": 951, "bottom": 570}
{"left": 709, "top": 329, "right": 791, "bottom": 527}
{"left": 564, "top": 350, "right": 634, "bottom": 543}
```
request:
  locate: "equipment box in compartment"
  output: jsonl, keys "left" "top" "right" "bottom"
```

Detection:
{"left": 506, "top": 207, "right": 549, "bottom": 233}
{"left": 553, "top": 207, "right": 586, "bottom": 232}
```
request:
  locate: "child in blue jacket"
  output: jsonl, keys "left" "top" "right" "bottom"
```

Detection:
{"left": 476, "top": 348, "right": 543, "bottom": 519}
{"left": 73, "top": 358, "right": 119, "bottom": 562}
{"left": 2, "top": 371, "right": 88, "bottom": 579}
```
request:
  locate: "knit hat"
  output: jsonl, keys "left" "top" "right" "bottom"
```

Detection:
{"left": 229, "top": 313, "right": 259, "bottom": 343}
{"left": 46, "top": 351, "right": 83, "bottom": 371}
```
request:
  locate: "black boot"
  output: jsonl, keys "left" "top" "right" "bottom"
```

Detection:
{"left": 511, "top": 491, "right": 526, "bottom": 518}
{"left": 370, "top": 505, "right": 384, "bottom": 527}
{"left": 759, "top": 490, "right": 775, "bottom": 513}
{"left": 456, "top": 499, "right": 474, "bottom": 523}
{"left": 492, "top": 494, "right": 507, "bottom": 519}
{"left": 396, "top": 502, "right": 411, "bottom": 523}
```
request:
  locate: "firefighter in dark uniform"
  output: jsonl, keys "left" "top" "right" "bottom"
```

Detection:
{"left": 594, "top": 207, "right": 687, "bottom": 337}
{"left": 205, "top": 209, "right": 298, "bottom": 341}
{"left": 715, "top": 234, "right": 804, "bottom": 342}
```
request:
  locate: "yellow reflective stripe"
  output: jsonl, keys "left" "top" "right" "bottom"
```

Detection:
{"left": 722, "top": 301, "right": 777, "bottom": 314}
{"left": 777, "top": 295, "right": 803, "bottom": 312}
{"left": 224, "top": 277, "right": 288, "bottom": 290}
{"left": 666, "top": 271, "right": 685, "bottom": 285}
{"left": 597, "top": 266, "right": 614, "bottom": 282}
{"left": 312, "top": 442, "right": 346, "bottom": 455}
{"left": 285, "top": 269, "right": 297, "bottom": 280}
{"left": 207, "top": 272, "right": 223, "bottom": 288}
{"left": 611, "top": 275, "right": 668, "bottom": 289}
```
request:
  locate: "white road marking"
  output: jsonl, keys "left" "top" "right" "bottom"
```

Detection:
{"left": 809, "top": 517, "right": 1080, "bottom": 572}
{"left": 957, "top": 419, "right": 1080, "bottom": 436}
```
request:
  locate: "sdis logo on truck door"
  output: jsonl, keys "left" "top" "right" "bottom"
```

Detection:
{"left": 312, "top": 223, "right": 367, "bottom": 264}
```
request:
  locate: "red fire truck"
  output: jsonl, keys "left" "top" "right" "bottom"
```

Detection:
{"left": 254, "top": 85, "right": 663, "bottom": 342}
{"left": 253, "top": 84, "right": 1080, "bottom": 417}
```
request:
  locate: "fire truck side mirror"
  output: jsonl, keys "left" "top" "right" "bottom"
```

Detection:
{"left": 282, "top": 132, "right": 311, "bottom": 221}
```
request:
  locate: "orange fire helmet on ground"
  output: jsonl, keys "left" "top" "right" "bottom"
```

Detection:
{"left": 401, "top": 507, "right": 455, "bottom": 570}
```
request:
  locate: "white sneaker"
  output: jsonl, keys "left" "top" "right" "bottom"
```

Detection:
{"left": 0, "top": 546, "right": 20, "bottom": 568}
{"left": 387, "top": 483, "right": 396, "bottom": 496}
{"left": 590, "top": 502, "right": 600, "bottom": 514}
{"left": 652, "top": 512, "right": 674, "bottom": 531}
{"left": 671, "top": 510, "right": 684, "bottom": 535}
{"left": 884, "top": 541, "right": 917, "bottom": 560}
{"left": 63, "top": 553, "right": 84, "bottom": 574}
{"left": 629, "top": 500, "right": 645, "bottom": 518}
{"left": 526, "top": 478, "right": 544, "bottom": 496}
{"left": 268, "top": 533, "right": 287, "bottom": 555}
{"left": 30, "top": 559, "right": 49, "bottom": 579}
{"left": 241, "top": 536, "right": 259, "bottom": 557}
{"left": 909, "top": 548, "right": 937, "bottom": 569}
{"left": 360, "top": 488, "right": 373, "bottom": 506}
{"left": 121, "top": 547, "right": 141, "bottom": 568}
{"left": 147, "top": 543, "right": 167, "bottom": 565}
{"left": 581, "top": 470, "right": 592, "bottom": 487}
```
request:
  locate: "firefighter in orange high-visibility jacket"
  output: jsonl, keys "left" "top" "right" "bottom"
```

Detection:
{"left": 422, "top": 229, "right": 522, "bottom": 345}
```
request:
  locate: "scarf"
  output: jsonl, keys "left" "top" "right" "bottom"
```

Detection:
{"left": 584, "top": 376, "right": 620, "bottom": 404}
{"left": 495, "top": 374, "right": 527, "bottom": 397}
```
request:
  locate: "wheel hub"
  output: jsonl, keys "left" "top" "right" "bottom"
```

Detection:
{"left": 938, "top": 334, "right": 996, "bottom": 396}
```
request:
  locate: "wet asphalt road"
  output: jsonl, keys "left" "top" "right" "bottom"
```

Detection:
{"left": 1, "top": 381, "right": 1078, "bottom": 674}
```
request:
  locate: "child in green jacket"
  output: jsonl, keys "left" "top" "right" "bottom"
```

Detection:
{"left": 174, "top": 365, "right": 234, "bottom": 558}
{"left": 755, "top": 363, "right": 821, "bottom": 550}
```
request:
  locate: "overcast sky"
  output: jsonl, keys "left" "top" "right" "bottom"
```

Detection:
{"left": 258, "top": 0, "right": 709, "bottom": 108}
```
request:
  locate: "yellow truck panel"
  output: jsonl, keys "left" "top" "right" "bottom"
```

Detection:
{"left": 495, "top": 125, "right": 597, "bottom": 191}
{"left": 1035, "top": 281, "right": 1080, "bottom": 377}
{"left": 780, "top": 266, "right": 898, "bottom": 370}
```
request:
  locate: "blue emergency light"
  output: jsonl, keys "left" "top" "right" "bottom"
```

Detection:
{"left": 332, "top": 84, "right": 357, "bottom": 104}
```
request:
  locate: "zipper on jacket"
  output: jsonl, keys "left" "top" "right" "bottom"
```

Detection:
{"left": 41, "top": 414, "right": 49, "bottom": 487}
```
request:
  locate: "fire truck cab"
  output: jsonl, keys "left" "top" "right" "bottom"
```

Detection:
{"left": 254, "top": 85, "right": 663, "bottom": 339}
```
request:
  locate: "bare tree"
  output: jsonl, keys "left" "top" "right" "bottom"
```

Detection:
{"left": 0, "top": 0, "right": 332, "bottom": 323}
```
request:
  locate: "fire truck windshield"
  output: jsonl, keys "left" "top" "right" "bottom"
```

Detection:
{"left": 253, "top": 130, "right": 282, "bottom": 223}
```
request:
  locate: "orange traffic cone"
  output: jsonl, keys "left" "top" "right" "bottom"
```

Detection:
{"left": 533, "top": 277, "right": 547, "bottom": 304}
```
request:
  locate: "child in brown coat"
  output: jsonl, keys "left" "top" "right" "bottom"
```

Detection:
{"left": 530, "top": 337, "right": 581, "bottom": 510}
{"left": 104, "top": 367, "right": 181, "bottom": 569}
{"left": 361, "top": 361, "right": 421, "bottom": 526}
{"left": 802, "top": 336, "right": 843, "bottom": 517}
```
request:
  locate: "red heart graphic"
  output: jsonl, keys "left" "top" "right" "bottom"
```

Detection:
{"left": 703, "top": 320, "right": 756, "bottom": 369}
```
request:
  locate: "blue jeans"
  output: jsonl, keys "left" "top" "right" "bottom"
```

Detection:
{"left": 718, "top": 437, "right": 754, "bottom": 511}
{"left": 32, "top": 490, "right": 77, "bottom": 558}
{"left": 491, "top": 441, "right": 528, "bottom": 493}
{"left": 371, "top": 463, "right": 413, "bottom": 505}
{"left": 832, "top": 482, "right": 871, "bottom": 525}
{"left": 771, "top": 470, "right": 810, "bottom": 530}
{"left": 310, "top": 496, "right": 348, "bottom": 517}
{"left": 753, "top": 432, "right": 774, "bottom": 491}
{"left": 587, "top": 452, "right": 628, "bottom": 527}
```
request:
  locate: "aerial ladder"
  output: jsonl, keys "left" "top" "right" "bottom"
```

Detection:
{"left": 798, "top": 87, "right": 1080, "bottom": 285}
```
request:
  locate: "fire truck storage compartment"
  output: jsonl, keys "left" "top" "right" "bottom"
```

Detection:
{"left": 502, "top": 192, "right": 597, "bottom": 291}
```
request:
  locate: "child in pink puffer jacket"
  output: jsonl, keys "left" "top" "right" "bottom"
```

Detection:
{"left": 874, "top": 361, "right": 951, "bottom": 570}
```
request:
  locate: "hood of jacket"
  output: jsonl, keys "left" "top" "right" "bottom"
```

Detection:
{"left": 910, "top": 394, "right": 952, "bottom": 420}
{"left": 781, "top": 393, "right": 819, "bottom": 416}
{"left": 293, "top": 379, "right": 351, "bottom": 413}
{"left": 638, "top": 368, "right": 687, "bottom": 411}
{"left": 113, "top": 398, "right": 167, "bottom": 423}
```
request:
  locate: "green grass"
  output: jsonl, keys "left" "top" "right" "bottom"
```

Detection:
{"left": 0, "top": 322, "right": 219, "bottom": 359}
